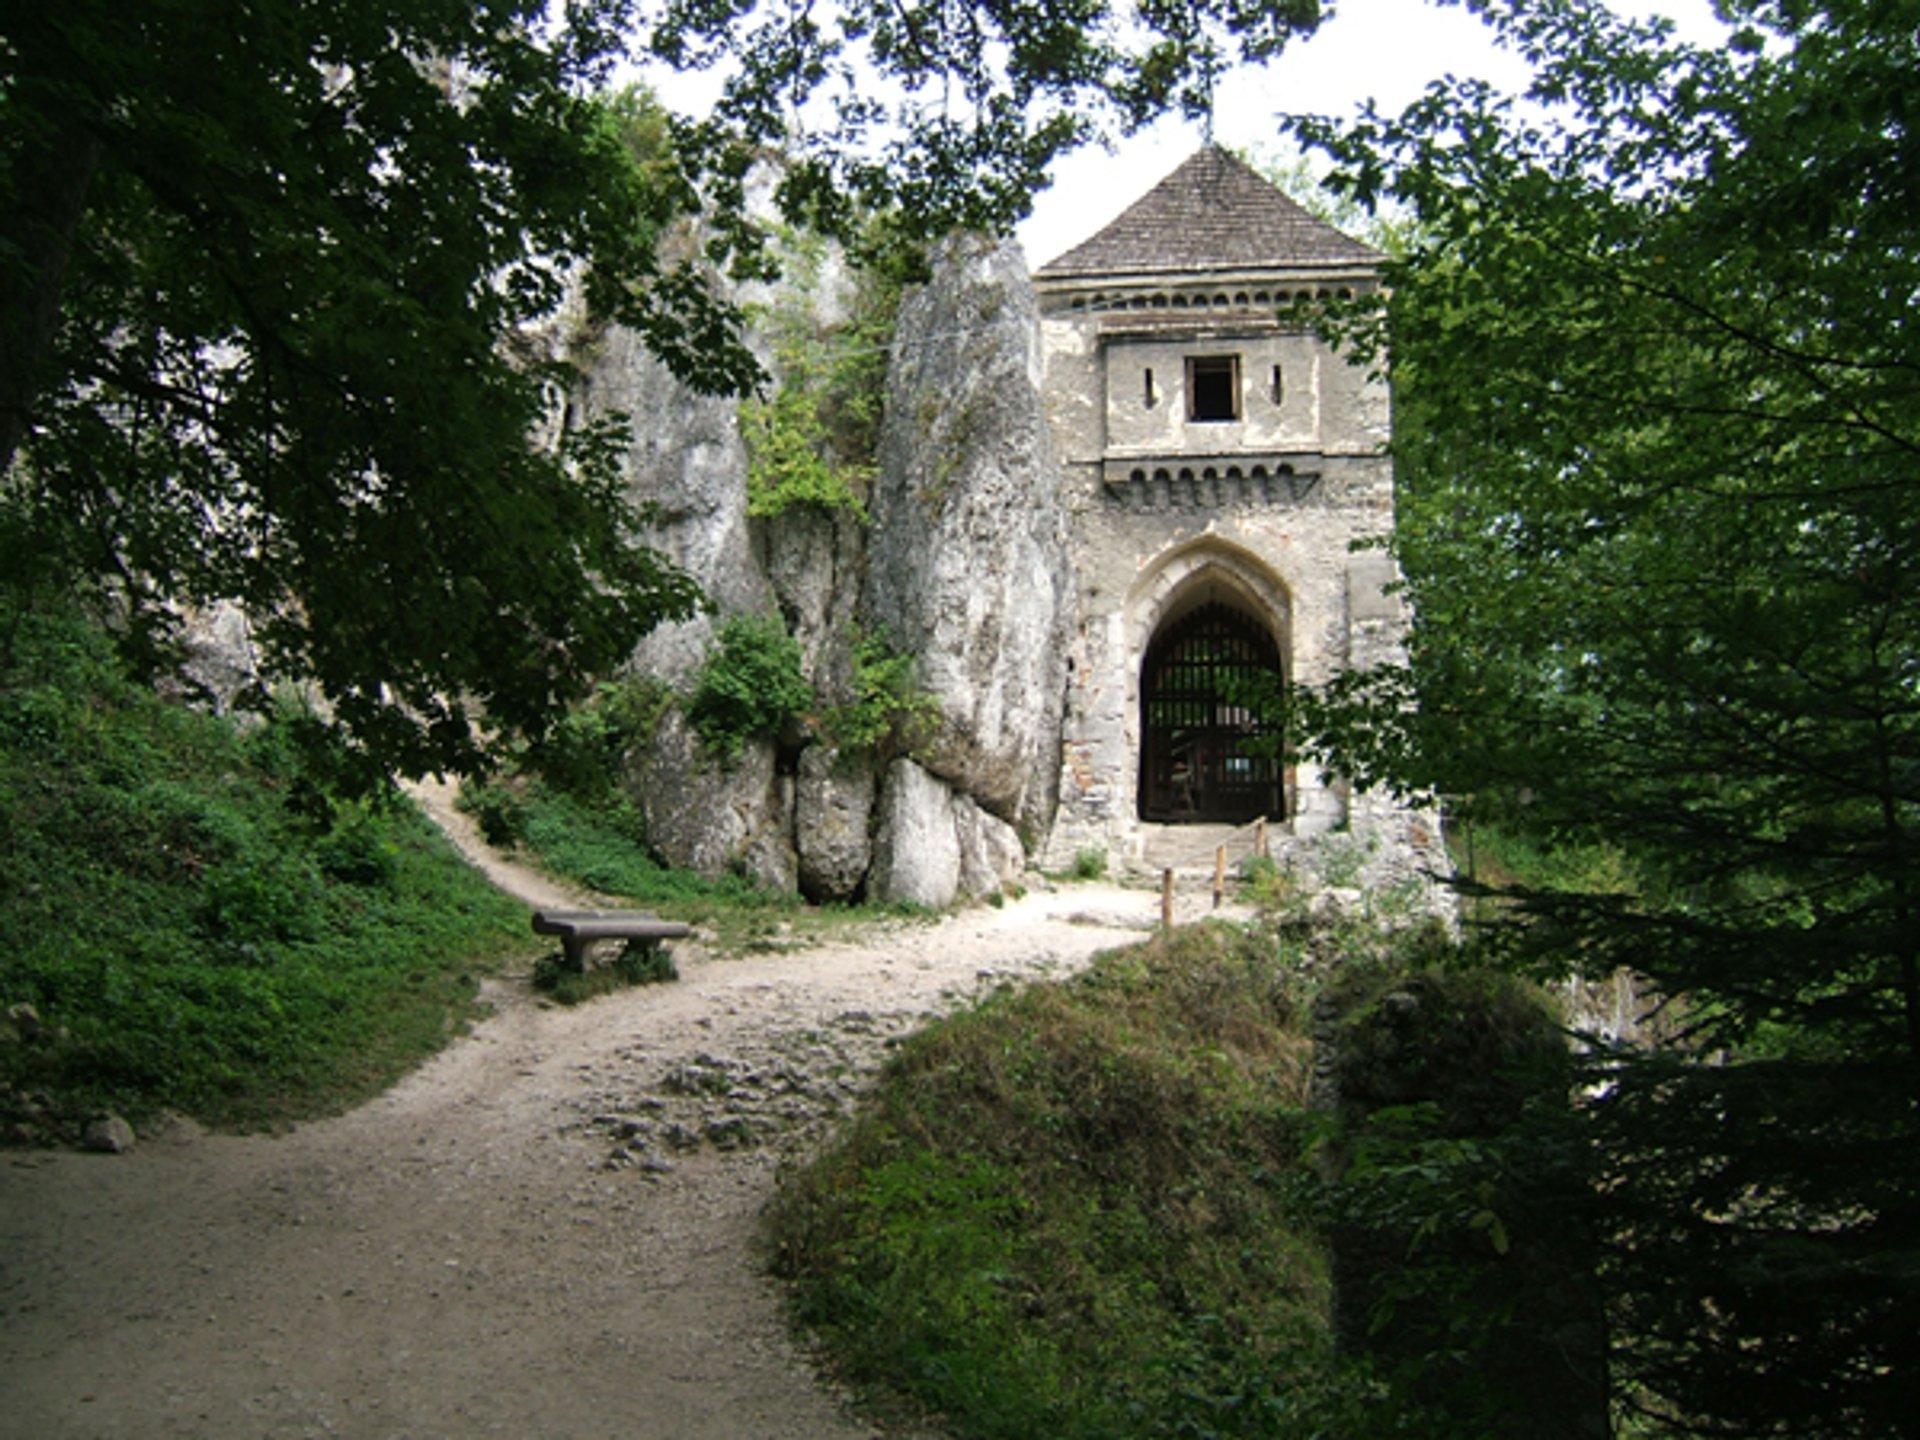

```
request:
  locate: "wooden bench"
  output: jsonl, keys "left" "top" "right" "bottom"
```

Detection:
{"left": 530, "top": 909, "right": 692, "bottom": 973}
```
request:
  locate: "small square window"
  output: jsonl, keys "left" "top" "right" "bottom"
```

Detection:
{"left": 1187, "top": 356, "right": 1239, "bottom": 422}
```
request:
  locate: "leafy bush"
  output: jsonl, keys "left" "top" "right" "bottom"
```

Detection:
{"left": 313, "top": 809, "right": 400, "bottom": 887}
{"left": 526, "top": 674, "right": 673, "bottom": 807}
{"left": 821, "top": 626, "right": 937, "bottom": 753}
{"left": 739, "top": 231, "right": 900, "bottom": 522}
{"left": 741, "top": 381, "right": 873, "bottom": 521}
{"left": 456, "top": 779, "right": 529, "bottom": 848}
{"left": 686, "top": 613, "right": 812, "bottom": 761}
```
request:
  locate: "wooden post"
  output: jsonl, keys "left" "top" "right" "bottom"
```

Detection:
{"left": 1255, "top": 816, "right": 1268, "bottom": 860}
{"left": 1213, "top": 845, "right": 1227, "bottom": 909}
{"left": 1161, "top": 867, "right": 1174, "bottom": 932}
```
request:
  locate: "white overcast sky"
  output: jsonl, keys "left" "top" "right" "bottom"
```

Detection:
{"left": 1017, "top": 0, "right": 1728, "bottom": 265}
{"left": 625, "top": 0, "right": 1728, "bottom": 266}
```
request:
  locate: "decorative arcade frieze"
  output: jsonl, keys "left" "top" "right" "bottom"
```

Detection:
{"left": 1100, "top": 460, "right": 1323, "bottom": 512}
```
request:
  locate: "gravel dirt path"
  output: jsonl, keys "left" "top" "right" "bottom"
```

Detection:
{"left": 0, "top": 796, "right": 1240, "bottom": 1439}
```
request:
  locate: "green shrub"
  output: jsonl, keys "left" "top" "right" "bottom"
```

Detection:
{"left": 531, "top": 936, "right": 679, "bottom": 1005}
{"left": 738, "top": 229, "right": 900, "bottom": 522}
{"left": 527, "top": 674, "right": 673, "bottom": 807}
{"left": 0, "top": 591, "right": 523, "bottom": 1133}
{"left": 821, "top": 626, "right": 937, "bottom": 753}
{"left": 199, "top": 853, "right": 325, "bottom": 946}
{"left": 741, "top": 381, "right": 873, "bottom": 521}
{"left": 687, "top": 613, "right": 812, "bottom": 761}
{"left": 313, "top": 810, "right": 400, "bottom": 887}
{"left": 765, "top": 922, "right": 1329, "bottom": 1439}
{"left": 1070, "top": 846, "right": 1108, "bottom": 881}
{"left": 456, "top": 780, "right": 529, "bottom": 848}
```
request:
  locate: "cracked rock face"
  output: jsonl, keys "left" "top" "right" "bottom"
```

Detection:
{"left": 794, "top": 746, "right": 875, "bottom": 904}
{"left": 631, "top": 709, "right": 780, "bottom": 884}
{"left": 869, "top": 235, "right": 1073, "bottom": 844}
{"left": 577, "top": 234, "right": 1071, "bottom": 905}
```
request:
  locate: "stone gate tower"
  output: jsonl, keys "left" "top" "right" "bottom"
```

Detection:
{"left": 1035, "top": 146, "right": 1432, "bottom": 882}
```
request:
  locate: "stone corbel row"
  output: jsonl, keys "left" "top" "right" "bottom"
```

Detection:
{"left": 1101, "top": 462, "right": 1323, "bottom": 512}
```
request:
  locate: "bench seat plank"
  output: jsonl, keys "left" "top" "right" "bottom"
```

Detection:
{"left": 531, "top": 909, "right": 692, "bottom": 971}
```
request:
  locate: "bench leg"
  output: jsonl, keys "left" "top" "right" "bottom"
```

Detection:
{"left": 561, "top": 935, "right": 590, "bottom": 973}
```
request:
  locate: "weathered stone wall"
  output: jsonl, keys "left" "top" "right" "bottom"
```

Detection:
{"left": 1101, "top": 331, "right": 1365, "bottom": 457}
{"left": 1033, "top": 270, "right": 1444, "bottom": 899}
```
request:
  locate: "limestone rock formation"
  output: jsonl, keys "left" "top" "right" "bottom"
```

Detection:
{"left": 868, "top": 758, "right": 1026, "bottom": 907}
{"left": 953, "top": 792, "right": 1026, "bottom": 899}
{"left": 869, "top": 759, "right": 963, "bottom": 909}
{"left": 869, "top": 234, "right": 1073, "bottom": 843}
{"left": 794, "top": 746, "right": 875, "bottom": 903}
{"left": 631, "top": 709, "right": 787, "bottom": 887}
{"left": 563, "top": 230, "right": 1072, "bottom": 910}
{"left": 573, "top": 323, "right": 771, "bottom": 689}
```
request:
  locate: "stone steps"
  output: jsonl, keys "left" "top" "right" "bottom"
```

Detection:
{"left": 1135, "top": 822, "right": 1269, "bottom": 876}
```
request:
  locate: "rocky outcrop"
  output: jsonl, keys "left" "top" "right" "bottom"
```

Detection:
{"left": 953, "top": 791, "right": 1027, "bottom": 899}
{"left": 794, "top": 746, "right": 875, "bottom": 903}
{"left": 869, "top": 758, "right": 1025, "bottom": 908}
{"left": 630, "top": 709, "right": 787, "bottom": 887}
{"left": 869, "top": 235, "right": 1072, "bottom": 843}
{"left": 572, "top": 232, "right": 1069, "bottom": 909}
{"left": 757, "top": 474, "right": 868, "bottom": 688}
{"left": 574, "top": 324, "right": 772, "bottom": 689}
{"left": 869, "top": 759, "right": 963, "bottom": 909}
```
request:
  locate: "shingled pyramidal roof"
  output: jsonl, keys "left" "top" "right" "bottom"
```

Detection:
{"left": 1035, "top": 144, "right": 1380, "bottom": 279}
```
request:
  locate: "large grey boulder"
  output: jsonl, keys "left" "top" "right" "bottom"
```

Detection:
{"left": 794, "top": 746, "right": 875, "bottom": 902}
{"left": 869, "top": 235, "right": 1072, "bottom": 843}
{"left": 870, "top": 758, "right": 1026, "bottom": 908}
{"left": 953, "top": 794, "right": 1025, "bottom": 900}
{"left": 631, "top": 709, "right": 780, "bottom": 882}
{"left": 870, "top": 759, "right": 963, "bottom": 908}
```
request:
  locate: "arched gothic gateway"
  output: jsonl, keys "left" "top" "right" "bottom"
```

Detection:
{"left": 1034, "top": 145, "right": 1425, "bottom": 877}
{"left": 1137, "top": 600, "right": 1286, "bottom": 823}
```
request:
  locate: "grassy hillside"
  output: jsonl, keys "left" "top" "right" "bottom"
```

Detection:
{"left": 765, "top": 920, "right": 1356, "bottom": 1439}
{"left": 760, "top": 881, "right": 1558, "bottom": 1440}
{"left": 0, "top": 597, "right": 525, "bottom": 1137}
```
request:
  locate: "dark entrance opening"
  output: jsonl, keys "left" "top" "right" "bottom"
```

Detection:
{"left": 1187, "top": 355, "right": 1240, "bottom": 421}
{"left": 1138, "top": 600, "right": 1285, "bottom": 823}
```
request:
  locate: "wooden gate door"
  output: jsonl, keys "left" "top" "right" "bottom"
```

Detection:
{"left": 1138, "top": 602, "right": 1285, "bottom": 823}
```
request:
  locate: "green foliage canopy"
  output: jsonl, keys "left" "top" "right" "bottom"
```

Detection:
{"left": 2, "top": 0, "right": 1324, "bottom": 781}
{"left": 1287, "top": 1, "right": 1919, "bottom": 1432}
{"left": 1, "top": 3, "right": 734, "bottom": 781}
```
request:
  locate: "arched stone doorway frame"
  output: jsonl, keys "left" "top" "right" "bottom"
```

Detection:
{"left": 1123, "top": 537, "right": 1297, "bottom": 827}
